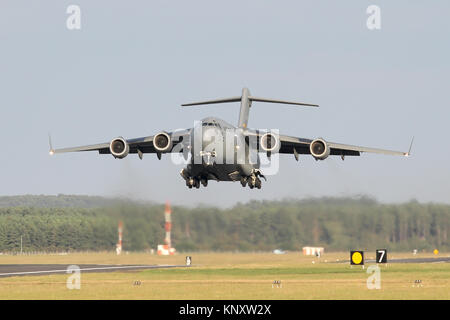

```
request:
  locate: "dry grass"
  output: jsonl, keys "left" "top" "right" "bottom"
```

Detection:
{"left": 0, "top": 252, "right": 448, "bottom": 299}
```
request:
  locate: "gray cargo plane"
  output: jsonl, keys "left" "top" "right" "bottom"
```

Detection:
{"left": 49, "top": 88, "right": 412, "bottom": 189}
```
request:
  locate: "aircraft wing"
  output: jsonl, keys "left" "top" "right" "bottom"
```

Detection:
{"left": 49, "top": 129, "right": 191, "bottom": 156}
{"left": 278, "top": 134, "right": 409, "bottom": 157}
{"left": 244, "top": 131, "right": 411, "bottom": 158}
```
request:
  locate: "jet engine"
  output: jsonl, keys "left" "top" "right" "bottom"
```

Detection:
{"left": 310, "top": 138, "right": 330, "bottom": 160}
{"left": 109, "top": 137, "right": 129, "bottom": 159}
{"left": 153, "top": 132, "right": 173, "bottom": 152}
{"left": 260, "top": 132, "right": 279, "bottom": 152}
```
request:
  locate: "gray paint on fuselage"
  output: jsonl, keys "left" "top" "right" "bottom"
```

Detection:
{"left": 186, "top": 117, "right": 259, "bottom": 181}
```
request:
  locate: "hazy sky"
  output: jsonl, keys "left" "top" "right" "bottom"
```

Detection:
{"left": 1, "top": 1, "right": 449, "bottom": 207}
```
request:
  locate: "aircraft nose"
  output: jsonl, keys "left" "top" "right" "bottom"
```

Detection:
{"left": 202, "top": 126, "right": 223, "bottom": 151}
{"left": 202, "top": 127, "right": 216, "bottom": 143}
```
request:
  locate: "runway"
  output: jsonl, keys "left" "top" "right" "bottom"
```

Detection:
{"left": 1, "top": 257, "right": 448, "bottom": 278}
{"left": 0, "top": 264, "right": 189, "bottom": 278}
{"left": 337, "top": 256, "right": 450, "bottom": 264}
{"left": 371, "top": 257, "right": 450, "bottom": 264}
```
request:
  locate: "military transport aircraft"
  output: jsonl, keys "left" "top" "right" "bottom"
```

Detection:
{"left": 49, "top": 88, "right": 412, "bottom": 189}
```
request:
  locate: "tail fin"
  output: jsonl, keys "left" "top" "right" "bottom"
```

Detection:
{"left": 182, "top": 87, "right": 318, "bottom": 128}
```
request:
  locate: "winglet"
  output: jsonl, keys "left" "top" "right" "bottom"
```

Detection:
{"left": 48, "top": 133, "right": 55, "bottom": 156}
{"left": 404, "top": 136, "right": 414, "bottom": 157}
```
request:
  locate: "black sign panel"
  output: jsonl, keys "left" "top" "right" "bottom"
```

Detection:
{"left": 376, "top": 249, "right": 387, "bottom": 263}
{"left": 350, "top": 250, "right": 364, "bottom": 265}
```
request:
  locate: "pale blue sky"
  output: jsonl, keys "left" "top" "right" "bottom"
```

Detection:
{"left": 1, "top": 1, "right": 449, "bottom": 207}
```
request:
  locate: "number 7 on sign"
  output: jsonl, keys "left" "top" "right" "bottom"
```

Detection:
{"left": 376, "top": 249, "right": 387, "bottom": 264}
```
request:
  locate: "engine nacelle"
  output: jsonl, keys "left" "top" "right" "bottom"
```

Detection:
{"left": 310, "top": 138, "right": 330, "bottom": 160}
{"left": 110, "top": 137, "right": 129, "bottom": 159}
{"left": 260, "top": 132, "right": 280, "bottom": 152}
{"left": 153, "top": 131, "right": 173, "bottom": 152}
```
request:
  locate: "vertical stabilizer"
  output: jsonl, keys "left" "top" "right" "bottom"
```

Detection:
{"left": 238, "top": 88, "right": 251, "bottom": 128}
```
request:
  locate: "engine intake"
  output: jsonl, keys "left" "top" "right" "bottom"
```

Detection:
{"left": 110, "top": 137, "right": 129, "bottom": 159}
{"left": 310, "top": 138, "right": 330, "bottom": 160}
{"left": 260, "top": 132, "right": 279, "bottom": 152}
{"left": 153, "top": 132, "right": 172, "bottom": 152}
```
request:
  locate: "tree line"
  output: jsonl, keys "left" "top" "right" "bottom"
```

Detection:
{"left": 0, "top": 195, "right": 448, "bottom": 252}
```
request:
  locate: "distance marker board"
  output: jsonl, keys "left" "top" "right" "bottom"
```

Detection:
{"left": 376, "top": 249, "right": 387, "bottom": 263}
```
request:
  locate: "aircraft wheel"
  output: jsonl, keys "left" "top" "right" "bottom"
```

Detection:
{"left": 201, "top": 178, "right": 208, "bottom": 187}
{"left": 255, "top": 178, "right": 262, "bottom": 189}
{"left": 248, "top": 175, "right": 257, "bottom": 189}
{"left": 240, "top": 178, "right": 247, "bottom": 187}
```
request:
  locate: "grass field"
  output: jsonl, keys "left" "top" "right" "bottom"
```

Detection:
{"left": 0, "top": 252, "right": 449, "bottom": 299}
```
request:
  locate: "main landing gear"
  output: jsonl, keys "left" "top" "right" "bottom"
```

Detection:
{"left": 186, "top": 177, "right": 208, "bottom": 189}
{"left": 182, "top": 170, "right": 208, "bottom": 189}
{"left": 241, "top": 170, "right": 265, "bottom": 189}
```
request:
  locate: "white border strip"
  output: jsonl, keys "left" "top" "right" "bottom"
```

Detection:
{"left": 0, "top": 265, "right": 186, "bottom": 277}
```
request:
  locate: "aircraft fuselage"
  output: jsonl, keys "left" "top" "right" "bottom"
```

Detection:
{"left": 180, "top": 117, "right": 264, "bottom": 189}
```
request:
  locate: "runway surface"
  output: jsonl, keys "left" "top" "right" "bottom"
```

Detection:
{"left": 369, "top": 257, "right": 450, "bottom": 264}
{"left": 336, "top": 256, "right": 450, "bottom": 264}
{"left": 1, "top": 257, "right": 448, "bottom": 278}
{"left": 0, "top": 264, "right": 189, "bottom": 278}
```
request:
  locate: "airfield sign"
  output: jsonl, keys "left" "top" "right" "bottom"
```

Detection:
{"left": 376, "top": 249, "right": 387, "bottom": 263}
{"left": 350, "top": 251, "right": 364, "bottom": 265}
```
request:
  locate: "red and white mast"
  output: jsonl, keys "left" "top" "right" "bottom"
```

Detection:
{"left": 116, "top": 221, "right": 123, "bottom": 255}
{"left": 164, "top": 201, "right": 172, "bottom": 248}
{"left": 157, "top": 201, "right": 176, "bottom": 255}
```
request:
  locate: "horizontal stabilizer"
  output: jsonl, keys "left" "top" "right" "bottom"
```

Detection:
{"left": 182, "top": 96, "right": 241, "bottom": 106}
{"left": 181, "top": 87, "right": 318, "bottom": 128}
{"left": 182, "top": 95, "right": 318, "bottom": 108}
{"left": 249, "top": 96, "right": 318, "bottom": 107}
